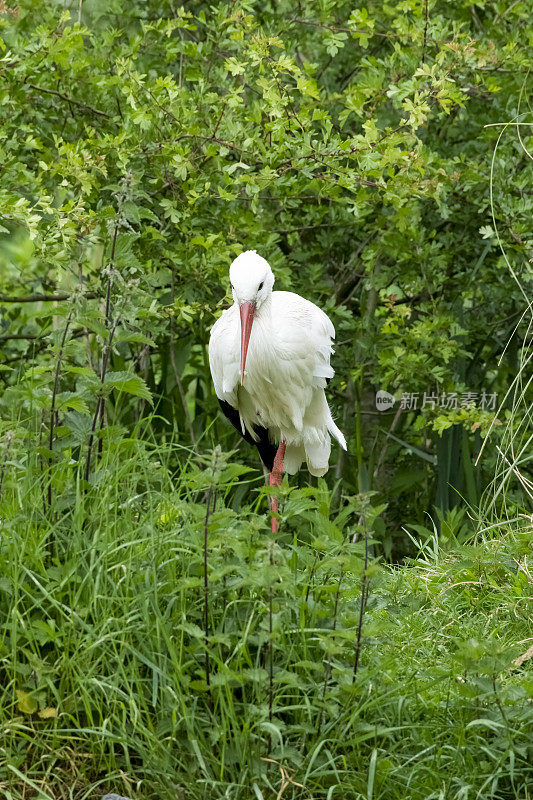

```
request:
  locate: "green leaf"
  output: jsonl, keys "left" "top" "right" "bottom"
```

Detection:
{"left": 104, "top": 371, "right": 153, "bottom": 403}
{"left": 57, "top": 393, "right": 89, "bottom": 413}
{"left": 385, "top": 432, "right": 437, "bottom": 464}
{"left": 16, "top": 690, "right": 38, "bottom": 715}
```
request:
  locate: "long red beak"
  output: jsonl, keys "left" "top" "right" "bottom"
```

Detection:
{"left": 239, "top": 301, "right": 256, "bottom": 385}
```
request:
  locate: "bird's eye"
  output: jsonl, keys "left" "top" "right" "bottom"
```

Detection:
{"left": 258, "top": 281, "right": 264, "bottom": 291}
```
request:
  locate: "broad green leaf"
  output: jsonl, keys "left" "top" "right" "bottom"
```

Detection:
{"left": 104, "top": 371, "right": 153, "bottom": 403}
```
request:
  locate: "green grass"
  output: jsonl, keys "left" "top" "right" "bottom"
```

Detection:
{"left": 0, "top": 432, "right": 532, "bottom": 800}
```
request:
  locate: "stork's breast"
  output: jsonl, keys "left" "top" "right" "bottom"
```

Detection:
{"left": 241, "top": 350, "right": 310, "bottom": 434}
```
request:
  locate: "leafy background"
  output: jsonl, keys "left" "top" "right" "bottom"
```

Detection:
{"left": 0, "top": 1, "right": 532, "bottom": 798}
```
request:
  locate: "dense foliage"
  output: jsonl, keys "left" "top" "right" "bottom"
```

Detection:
{"left": 0, "top": 0, "right": 531, "bottom": 797}
{"left": 1, "top": 0, "right": 531, "bottom": 547}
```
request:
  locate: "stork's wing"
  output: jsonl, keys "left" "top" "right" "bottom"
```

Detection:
{"left": 270, "top": 292, "right": 346, "bottom": 456}
{"left": 209, "top": 308, "right": 277, "bottom": 469}
{"left": 217, "top": 398, "right": 277, "bottom": 470}
{"left": 272, "top": 291, "right": 336, "bottom": 389}
{"left": 208, "top": 306, "right": 240, "bottom": 407}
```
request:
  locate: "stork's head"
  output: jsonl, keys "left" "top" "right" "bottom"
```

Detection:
{"left": 229, "top": 250, "right": 275, "bottom": 386}
{"left": 229, "top": 250, "right": 274, "bottom": 308}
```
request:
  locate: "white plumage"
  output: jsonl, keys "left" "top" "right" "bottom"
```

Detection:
{"left": 209, "top": 250, "right": 346, "bottom": 477}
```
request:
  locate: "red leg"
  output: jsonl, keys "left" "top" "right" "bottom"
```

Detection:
{"left": 269, "top": 441, "right": 286, "bottom": 534}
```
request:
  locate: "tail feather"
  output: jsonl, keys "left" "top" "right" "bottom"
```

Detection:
{"left": 301, "top": 400, "right": 347, "bottom": 476}
{"left": 327, "top": 414, "right": 347, "bottom": 451}
{"left": 284, "top": 444, "right": 304, "bottom": 475}
{"left": 304, "top": 431, "right": 331, "bottom": 476}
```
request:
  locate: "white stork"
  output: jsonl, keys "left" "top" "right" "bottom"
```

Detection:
{"left": 209, "top": 250, "right": 346, "bottom": 532}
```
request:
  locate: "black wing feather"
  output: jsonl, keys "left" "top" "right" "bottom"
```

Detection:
{"left": 218, "top": 399, "right": 277, "bottom": 471}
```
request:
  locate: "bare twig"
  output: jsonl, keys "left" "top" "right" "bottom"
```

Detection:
{"left": 25, "top": 83, "right": 111, "bottom": 118}
{"left": 212, "top": 100, "right": 227, "bottom": 138}
{"left": 291, "top": 18, "right": 398, "bottom": 38}
{"left": 0, "top": 292, "right": 98, "bottom": 303}
{"left": 0, "top": 332, "right": 50, "bottom": 340}
{"left": 422, "top": 0, "right": 429, "bottom": 63}
{"left": 374, "top": 405, "right": 402, "bottom": 479}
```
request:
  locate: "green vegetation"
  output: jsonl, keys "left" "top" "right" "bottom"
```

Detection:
{"left": 0, "top": 0, "right": 531, "bottom": 798}
{"left": 1, "top": 442, "right": 532, "bottom": 799}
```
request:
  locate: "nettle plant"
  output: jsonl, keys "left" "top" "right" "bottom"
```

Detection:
{"left": 0, "top": 0, "right": 531, "bottom": 549}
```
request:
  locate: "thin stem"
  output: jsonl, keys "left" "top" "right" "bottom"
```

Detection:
{"left": 97, "top": 223, "right": 119, "bottom": 459}
{"left": 492, "top": 675, "right": 509, "bottom": 725}
{"left": 317, "top": 567, "right": 344, "bottom": 736}
{"left": 352, "top": 534, "right": 369, "bottom": 682}
{"left": 304, "top": 552, "right": 318, "bottom": 605}
{"left": 39, "top": 413, "right": 46, "bottom": 517}
{"left": 104, "top": 224, "right": 118, "bottom": 328}
{"left": 84, "top": 321, "right": 118, "bottom": 484}
{"left": 0, "top": 434, "right": 13, "bottom": 500}
{"left": 269, "top": 541, "right": 274, "bottom": 722}
{"left": 135, "top": 344, "right": 151, "bottom": 424}
{"left": 97, "top": 395, "right": 106, "bottom": 456}
{"left": 203, "top": 487, "right": 215, "bottom": 688}
{"left": 47, "top": 312, "right": 73, "bottom": 508}
{"left": 169, "top": 267, "right": 198, "bottom": 450}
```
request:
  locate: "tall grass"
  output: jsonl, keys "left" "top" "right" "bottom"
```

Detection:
{"left": 477, "top": 113, "right": 533, "bottom": 528}
{"left": 0, "top": 417, "right": 531, "bottom": 800}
